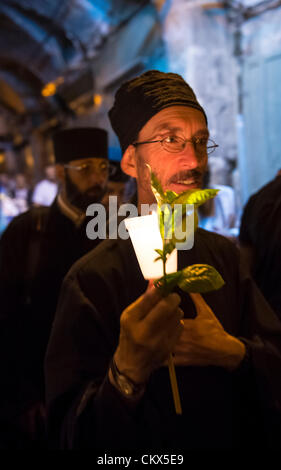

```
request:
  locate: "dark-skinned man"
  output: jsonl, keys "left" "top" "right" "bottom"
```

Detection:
{"left": 0, "top": 127, "right": 109, "bottom": 449}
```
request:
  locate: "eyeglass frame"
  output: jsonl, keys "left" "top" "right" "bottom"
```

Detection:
{"left": 132, "top": 135, "right": 219, "bottom": 155}
{"left": 63, "top": 160, "right": 112, "bottom": 174}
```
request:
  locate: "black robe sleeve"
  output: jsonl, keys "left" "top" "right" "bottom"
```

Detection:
{"left": 45, "top": 237, "right": 281, "bottom": 450}
{"left": 0, "top": 214, "right": 40, "bottom": 419}
{"left": 45, "top": 240, "right": 163, "bottom": 450}
{"left": 237, "top": 259, "right": 281, "bottom": 443}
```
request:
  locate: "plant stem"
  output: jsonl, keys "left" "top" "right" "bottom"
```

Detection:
{"left": 162, "top": 248, "right": 167, "bottom": 295}
{"left": 162, "top": 240, "right": 182, "bottom": 415}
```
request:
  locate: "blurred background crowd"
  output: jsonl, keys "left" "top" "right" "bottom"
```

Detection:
{"left": 0, "top": 160, "right": 131, "bottom": 234}
{"left": 0, "top": 0, "right": 280, "bottom": 240}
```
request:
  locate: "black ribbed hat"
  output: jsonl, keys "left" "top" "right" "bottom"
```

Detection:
{"left": 108, "top": 70, "right": 207, "bottom": 154}
{"left": 53, "top": 127, "right": 108, "bottom": 164}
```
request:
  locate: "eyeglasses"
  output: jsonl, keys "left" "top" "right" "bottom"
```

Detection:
{"left": 64, "top": 160, "right": 111, "bottom": 175}
{"left": 133, "top": 135, "right": 219, "bottom": 155}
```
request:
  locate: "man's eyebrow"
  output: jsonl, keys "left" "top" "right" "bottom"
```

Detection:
{"left": 193, "top": 129, "right": 210, "bottom": 138}
{"left": 153, "top": 124, "right": 209, "bottom": 138}
{"left": 153, "top": 124, "right": 181, "bottom": 133}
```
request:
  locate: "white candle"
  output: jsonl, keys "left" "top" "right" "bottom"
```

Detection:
{"left": 125, "top": 212, "right": 177, "bottom": 280}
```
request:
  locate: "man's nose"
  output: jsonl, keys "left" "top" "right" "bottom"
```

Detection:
{"left": 180, "top": 142, "right": 201, "bottom": 168}
{"left": 88, "top": 170, "right": 108, "bottom": 185}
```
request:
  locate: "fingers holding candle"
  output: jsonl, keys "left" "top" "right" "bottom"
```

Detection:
{"left": 113, "top": 290, "right": 183, "bottom": 386}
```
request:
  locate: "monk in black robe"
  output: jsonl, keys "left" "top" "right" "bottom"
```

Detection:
{"left": 0, "top": 127, "right": 109, "bottom": 448}
{"left": 45, "top": 71, "right": 281, "bottom": 450}
{"left": 239, "top": 172, "right": 281, "bottom": 319}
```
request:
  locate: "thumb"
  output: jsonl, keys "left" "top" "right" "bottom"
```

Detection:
{"left": 189, "top": 292, "right": 218, "bottom": 320}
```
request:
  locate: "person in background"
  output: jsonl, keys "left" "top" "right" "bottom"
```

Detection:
{"left": 198, "top": 167, "right": 238, "bottom": 239}
{"left": 45, "top": 71, "right": 281, "bottom": 450}
{"left": 32, "top": 164, "right": 58, "bottom": 207}
{"left": 239, "top": 169, "right": 281, "bottom": 319}
{"left": 0, "top": 173, "right": 19, "bottom": 235}
{"left": 10, "top": 173, "right": 33, "bottom": 213}
{"left": 0, "top": 127, "right": 109, "bottom": 449}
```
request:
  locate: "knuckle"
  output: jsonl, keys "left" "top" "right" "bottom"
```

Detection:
{"left": 120, "top": 311, "right": 130, "bottom": 330}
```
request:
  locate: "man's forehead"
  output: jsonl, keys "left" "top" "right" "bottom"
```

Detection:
{"left": 69, "top": 157, "right": 107, "bottom": 166}
{"left": 140, "top": 106, "right": 208, "bottom": 136}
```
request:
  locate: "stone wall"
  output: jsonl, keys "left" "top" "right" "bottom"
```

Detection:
{"left": 241, "top": 6, "right": 281, "bottom": 57}
{"left": 238, "top": 5, "right": 281, "bottom": 203}
{"left": 72, "top": 0, "right": 240, "bottom": 196}
{"left": 161, "top": 0, "right": 239, "bottom": 187}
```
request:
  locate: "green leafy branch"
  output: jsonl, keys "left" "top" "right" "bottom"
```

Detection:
{"left": 148, "top": 166, "right": 225, "bottom": 296}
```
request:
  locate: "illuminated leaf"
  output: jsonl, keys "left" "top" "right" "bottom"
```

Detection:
{"left": 148, "top": 166, "right": 165, "bottom": 205}
{"left": 148, "top": 170, "right": 223, "bottom": 299}
{"left": 157, "top": 203, "right": 174, "bottom": 240}
{"left": 163, "top": 190, "right": 178, "bottom": 204}
{"left": 178, "top": 264, "right": 225, "bottom": 293}
{"left": 157, "top": 205, "right": 165, "bottom": 240}
{"left": 172, "top": 189, "right": 219, "bottom": 207}
{"left": 163, "top": 241, "right": 175, "bottom": 256}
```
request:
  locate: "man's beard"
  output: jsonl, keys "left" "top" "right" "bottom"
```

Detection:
{"left": 64, "top": 171, "right": 107, "bottom": 212}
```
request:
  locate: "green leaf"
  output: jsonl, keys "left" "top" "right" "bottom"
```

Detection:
{"left": 158, "top": 203, "right": 173, "bottom": 240}
{"left": 172, "top": 189, "right": 219, "bottom": 207}
{"left": 177, "top": 264, "right": 225, "bottom": 293}
{"left": 147, "top": 165, "right": 165, "bottom": 205}
{"left": 157, "top": 205, "right": 165, "bottom": 240}
{"left": 155, "top": 248, "right": 163, "bottom": 257}
{"left": 154, "top": 248, "right": 165, "bottom": 263}
{"left": 163, "top": 190, "right": 178, "bottom": 204}
{"left": 163, "top": 240, "right": 175, "bottom": 256}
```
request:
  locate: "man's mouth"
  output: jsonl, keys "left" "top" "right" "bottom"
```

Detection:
{"left": 167, "top": 173, "right": 202, "bottom": 192}
{"left": 176, "top": 178, "right": 198, "bottom": 185}
{"left": 168, "top": 181, "right": 200, "bottom": 193}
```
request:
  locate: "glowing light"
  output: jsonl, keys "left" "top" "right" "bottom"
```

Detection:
{"left": 41, "top": 77, "right": 64, "bottom": 97}
{"left": 25, "top": 147, "right": 34, "bottom": 167}
{"left": 42, "top": 82, "right": 57, "bottom": 97}
{"left": 124, "top": 212, "right": 177, "bottom": 280}
{"left": 93, "top": 94, "right": 102, "bottom": 106}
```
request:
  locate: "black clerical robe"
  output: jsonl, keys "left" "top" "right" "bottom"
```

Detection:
{"left": 45, "top": 229, "right": 281, "bottom": 450}
{"left": 0, "top": 200, "right": 99, "bottom": 422}
{"left": 239, "top": 175, "right": 281, "bottom": 319}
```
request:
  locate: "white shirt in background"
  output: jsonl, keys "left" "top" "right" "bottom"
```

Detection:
{"left": 32, "top": 180, "right": 58, "bottom": 207}
{"left": 198, "top": 184, "right": 239, "bottom": 238}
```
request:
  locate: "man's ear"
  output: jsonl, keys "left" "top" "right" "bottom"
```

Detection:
{"left": 121, "top": 146, "right": 137, "bottom": 178}
{"left": 55, "top": 164, "right": 65, "bottom": 184}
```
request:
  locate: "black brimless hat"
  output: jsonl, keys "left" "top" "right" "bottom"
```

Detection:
{"left": 108, "top": 70, "right": 207, "bottom": 154}
{"left": 53, "top": 127, "right": 108, "bottom": 164}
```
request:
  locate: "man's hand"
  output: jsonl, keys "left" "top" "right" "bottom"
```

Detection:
{"left": 173, "top": 293, "right": 246, "bottom": 370}
{"left": 113, "top": 288, "right": 184, "bottom": 384}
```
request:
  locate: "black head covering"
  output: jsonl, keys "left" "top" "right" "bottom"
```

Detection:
{"left": 53, "top": 127, "right": 108, "bottom": 164}
{"left": 108, "top": 70, "right": 207, "bottom": 154}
